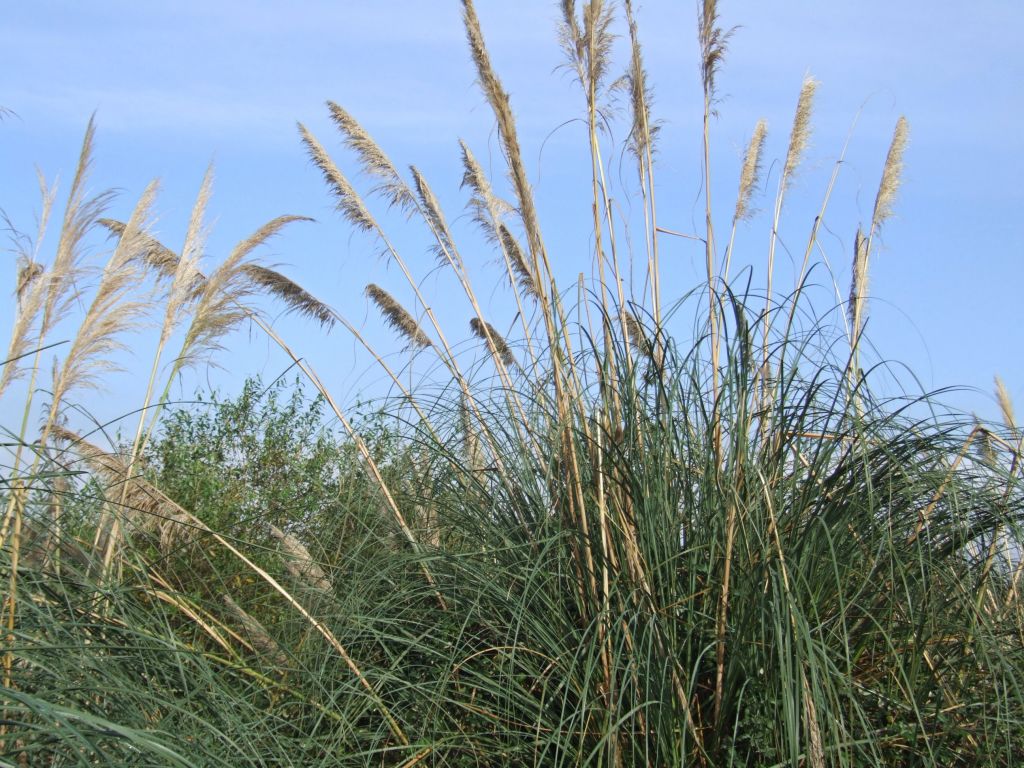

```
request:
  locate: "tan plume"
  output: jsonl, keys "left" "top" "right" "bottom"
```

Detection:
{"left": 326, "top": 101, "right": 415, "bottom": 212}
{"left": 871, "top": 117, "right": 909, "bottom": 234}
{"left": 366, "top": 284, "right": 430, "bottom": 349}
{"left": 698, "top": 0, "right": 733, "bottom": 103}
{"left": 734, "top": 120, "right": 768, "bottom": 223}
{"left": 175, "top": 215, "right": 310, "bottom": 372}
{"left": 461, "top": 0, "right": 546, "bottom": 265}
{"left": 470, "top": 317, "right": 515, "bottom": 368}
{"left": 459, "top": 140, "right": 513, "bottom": 239}
{"left": 782, "top": 77, "right": 817, "bottom": 190}
{"left": 498, "top": 225, "right": 538, "bottom": 301}
{"left": 243, "top": 265, "right": 336, "bottom": 330}
{"left": 268, "top": 524, "right": 333, "bottom": 592}
{"left": 49, "top": 181, "right": 157, "bottom": 410}
{"left": 0, "top": 263, "right": 48, "bottom": 399}
{"left": 50, "top": 426, "right": 195, "bottom": 550}
{"left": 298, "top": 122, "right": 376, "bottom": 233}
{"left": 222, "top": 594, "right": 289, "bottom": 667}
{"left": 411, "top": 166, "right": 456, "bottom": 267}
{"left": 44, "top": 117, "right": 117, "bottom": 340}
{"left": 848, "top": 226, "right": 868, "bottom": 346}
{"left": 624, "top": 0, "right": 658, "bottom": 164}
{"left": 995, "top": 376, "right": 1017, "bottom": 431}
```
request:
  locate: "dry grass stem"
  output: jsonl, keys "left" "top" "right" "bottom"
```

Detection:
{"left": 365, "top": 284, "right": 431, "bottom": 349}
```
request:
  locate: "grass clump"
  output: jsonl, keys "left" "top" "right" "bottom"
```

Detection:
{"left": 2, "top": 2, "right": 1023, "bottom": 765}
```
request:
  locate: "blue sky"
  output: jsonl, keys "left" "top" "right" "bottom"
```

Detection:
{"left": 2, "top": 1, "right": 1022, "bottom": 433}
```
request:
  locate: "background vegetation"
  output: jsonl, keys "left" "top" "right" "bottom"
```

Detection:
{"left": 2, "top": 1, "right": 1022, "bottom": 765}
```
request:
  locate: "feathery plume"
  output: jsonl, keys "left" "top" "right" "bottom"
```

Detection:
{"left": 410, "top": 166, "right": 456, "bottom": 267}
{"left": 624, "top": 0, "right": 658, "bottom": 164}
{"left": 585, "top": 0, "right": 616, "bottom": 92}
{"left": 698, "top": 0, "right": 733, "bottom": 103}
{"left": 268, "top": 524, "right": 333, "bottom": 592}
{"left": 459, "top": 140, "right": 513, "bottom": 239}
{"left": 848, "top": 226, "right": 868, "bottom": 344}
{"left": 558, "top": 1, "right": 584, "bottom": 82}
{"left": 622, "top": 311, "right": 651, "bottom": 358}
{"left": 222, "top": 594, "right": 289, "bottom": 667}
{"left": 460, "top": 393, "right": 482, "bottom": 473}
{"left": 99, "top": 219, "right": 182, "bottom": 281}
{"left": 498, "top": 225, "right": 538, "bottom": 301}
{"left": 973, "top": 415, "right": 998, "bottom": 466}
{"left": 470, "top": 317, "right": 515, "bottom": 368}
{"left": 559, "top": 1, "right": 616, "bottom": 95}
{"left": 461, "top": 0, "right": 545, "bottom": 262}
{"left": 15, "top": 258, "right": 44, "bottom": 304}
{"left": 49, "top": 181, "right": 157, "bottom": 409}
{"left": 43, "top": 118, "right": 117, "bottom": 338}
{"left": 176, "top": 215, "right": 311, "bottom": 371}
{"left": 623, "top": 309, "right": 663, "bottom": 378}
{"left": 995, "top": 376, "right": 1017, "bottom": 431}
{"left": 326, "top": 101, "right": 415, "bottom": 212}
{"left": 50, "top": 426, "right": 194, "bottom": 547}
{"left": 160, "top": 167, "right": 214, "bottom": 342}
{"left": 298, "top": 122, "right": 376, "bottom": 233}
{"left": 243, "top": 265, "right": 336, "bottom": 330}
{"left": 782, "top": 77, "right": 818, "bottom": 190}
{"left": 365, "top": 284, "right": 430, "bottom": 349}
{"left": 733, "top": 120, "right": 768, "bottom": 222}
{"left": 0, "top": 175, "right": 57, "bottom": 397}
{"left": 871, "top": 116, "right": 909, "bottom": 233}
{"left": 0, "top": 263, "right": 47, "bottom": 398}
{"left": 233, "top": 215, "right": 312, "bottom": 265}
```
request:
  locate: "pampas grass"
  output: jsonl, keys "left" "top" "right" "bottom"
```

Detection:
{"left": 242, "top": 265, "right": 336, "bottom": 330}
{"left": 365, "top": 283, "right": 430, "bottom": 350}
{"left": 298, "top": 122, "right": 376, "bottom": 234}
{"left": 2, "top": 4, "right": 1022, "bottom": 766}
{"left": 47, "top": 181, "right": 156, "bottom": 416}
{"left": 326, "top": 100, "right": 415, "bottom": 212}
{"left": 469, "top": 317, "right": 515, "bottom": 368}
{"left": 871, "top": 116, "right": 910, "bottom": 232}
